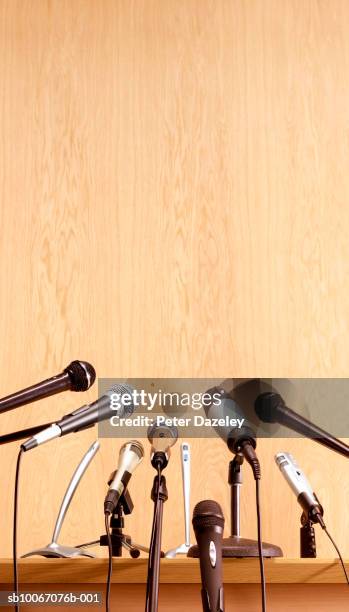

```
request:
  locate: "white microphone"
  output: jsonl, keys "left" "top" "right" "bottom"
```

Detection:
{"left": 147, "top": 424, "right": 178, "bottom": 469}
{"left": 21, "top": 383, "right": 135, "bottom": 451}
{"left": 275, "top": 452, "right": 325, "bottom": 526}
{"left": 104, "top": 440, "right": 144, "bottom": 515}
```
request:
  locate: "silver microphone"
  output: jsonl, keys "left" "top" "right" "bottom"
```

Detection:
{"left": 275, "top": 452, "right": 325, "bottom": 526}
{"left": 104, "top": 440, "right": 144, "bottom": 515}
{"left": 148, "top": 424, "right": 178, "bottom": 469}
{"left": 21, "top": 383, "right": 135, "bottom": 451}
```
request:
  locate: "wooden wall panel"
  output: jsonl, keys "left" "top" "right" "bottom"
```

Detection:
{"left": 0, "top": 0, "right": 349, "bottom": 559}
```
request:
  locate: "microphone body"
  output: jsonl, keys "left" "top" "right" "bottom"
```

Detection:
{"left": 104, "top": 440, "right": 144, "bottom": 515}
{"left": 0, "top": 361, "right": 96, "bottom": 415}
{"left": 256, "top": 392, "right": 349, "bottom": 459}
{"left": 21, "top": 383, "right": 135, "bottom": 451}
{"left": 275, "top": 452, "right": 325, "bottom": 526}
{"left": 192, "top": 500, "right": 225, "bottom": 612}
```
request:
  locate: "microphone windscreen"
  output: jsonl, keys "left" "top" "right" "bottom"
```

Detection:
{"left": 255, "top": 392, "right": 284, "bottom": 423}
{"left": 192, "top": 500, "right": 225, "bottom": 531}
{"left": 65, "top": 361, "right": 96, "bottom": 391}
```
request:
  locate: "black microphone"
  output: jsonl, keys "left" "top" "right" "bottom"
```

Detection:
{"left": 255, "top": 392, "right": 349, "bottom": 459}
{"left": 192, "top": 500, "right": 225, "bottom": 612}
{"left": 0, "top": 361, "right": 96, "bottom": 415}
{"left": 205, "top": 387, "right": 261, "bottom": 480}
{"left": 21, "top": 383, "right": 135, "bottom": 451}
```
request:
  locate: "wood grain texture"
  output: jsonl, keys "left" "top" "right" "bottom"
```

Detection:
{"left": 0, "top": 0, "right": 349, "bottom": 560}
{"left": 1, "top": 558, "right": 349, "bottom": 584}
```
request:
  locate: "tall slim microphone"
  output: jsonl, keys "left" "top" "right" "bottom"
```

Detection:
{"left": 104, "top": 441, "right": 144, "bottom": 515}
{"left": 21, "top": 383, "right": 135, "bottom": 452}
{"left": 275, "top": 453, "right": 325, "bottom": 526}
{"left": 147, "top": 423, "right": 178, "bottom": 469}
{"left": 255, "top": 392, "right": 349, "bottom": 459}
{"left": 192, "top": 500, "right": 225, "bottom": 612}
{"left": 0, "top": 361, "right": 96, "bottom": 415}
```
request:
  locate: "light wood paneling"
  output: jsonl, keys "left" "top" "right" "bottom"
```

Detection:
{"left": 1, "top": 558, "right": 349, "bottom": 584}
{"left": 0, "top": 0, "right": 349, "bottom": 561}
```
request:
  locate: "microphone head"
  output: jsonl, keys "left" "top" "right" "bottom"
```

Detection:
{"left": 109, "top": 440, "right": 144, "bottom": 483}
{"left": 255, "top": 392, "right": 284, "bottom": 423}
{"left": 192, "top": 500, "right": 225, "bottom": 532}
{"left": 105, "top": 383, "right": 136, "bottom": 418}
{"left": 64, "top": 361, "right": 96, "bottom": 391}
{"left": 147, "top": 423, "right": 178, "bottom": 453}
{"left": 117, "top": 439, "right": 144, "bottom": 472}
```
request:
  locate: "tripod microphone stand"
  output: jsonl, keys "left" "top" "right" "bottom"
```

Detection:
{"left": 100, "top": 487, "right": 149, "bottom": 558}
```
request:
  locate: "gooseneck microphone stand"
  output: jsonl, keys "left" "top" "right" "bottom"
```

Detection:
{"left": 145, "top": 452, "right": 169, "bottom": 612}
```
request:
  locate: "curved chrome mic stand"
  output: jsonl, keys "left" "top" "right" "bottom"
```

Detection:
{"left": 22, "top": 440, "right": 100, "bottom": 558}
{"left": 165, "top": 442, "right": 191, "bottom": 558}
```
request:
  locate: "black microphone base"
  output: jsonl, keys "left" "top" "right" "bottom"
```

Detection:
{"left": 188, "top": 536, "right": 283, "bottom": 558}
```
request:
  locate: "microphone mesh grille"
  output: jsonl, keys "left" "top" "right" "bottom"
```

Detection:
{"left": 106, "top": 383, "right": 135, "bottom": 417}
{"left": 192, "top": 500, "right": 225, "bottom": 530}
{"left": 65, "top": 361, "right": 96, "bottom": 391}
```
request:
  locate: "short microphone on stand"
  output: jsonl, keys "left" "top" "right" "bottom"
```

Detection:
{"left": 192, "top": 500, "right": 225, "bottom": 612}
{"left": 255, "top": 392, "right": 349, "bottom": 459}
{"left": 274, "top": 451, "right": 349, "bottom": 584}
{"left": 104, "top": 441, "right": 144, "bottom": 515}
{"left": 0, "top": 361, "right": 96, "bottom": 415}
{"left": 21, "top": 383, "right": 135, "bottom": 451}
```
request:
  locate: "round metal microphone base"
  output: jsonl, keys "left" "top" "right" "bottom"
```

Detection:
{"left": 21, "top": 542, "right": 96, "bottom": 559}
{"left": 188, "top": 537, "right": 283, "bottom": 558}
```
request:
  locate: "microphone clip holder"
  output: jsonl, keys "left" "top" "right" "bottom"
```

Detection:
{"left": 300, "top": 512, "right": 317, "bottom": 558}
{"left": 100, "top": 486, "right": 149, "bottom": 558}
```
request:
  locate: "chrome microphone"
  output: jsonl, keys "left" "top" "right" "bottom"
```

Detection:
{"left": 104, "top": 440, "right": 144, "bottom": 515}
{"left": 275, "top": 452, "right": 325, "bottom": 526}
{"left": 21, "top": 383, "right": 135, "bottom": 451}
{"left": 147, "top": 423, "right": 178, "bottom": 469}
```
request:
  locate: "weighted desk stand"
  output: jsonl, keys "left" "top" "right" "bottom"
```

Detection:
{"left": 188, "top": 452, "right": 283, "bottom": 558}
{"left": 222, "top": 453, "right": 283, "bottom": 557}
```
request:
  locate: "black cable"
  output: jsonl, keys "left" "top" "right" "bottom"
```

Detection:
{"left": 323, "top": 527, "right": 349, "bottom": 585}
{"left": 104, "top": 513, "right": 113, "bottom": 612}
{"left": 13, "top": 448, "right": 24, "bottom": 612}
{"left": 256, "top": 479, "right": 267, "bottom": 612}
